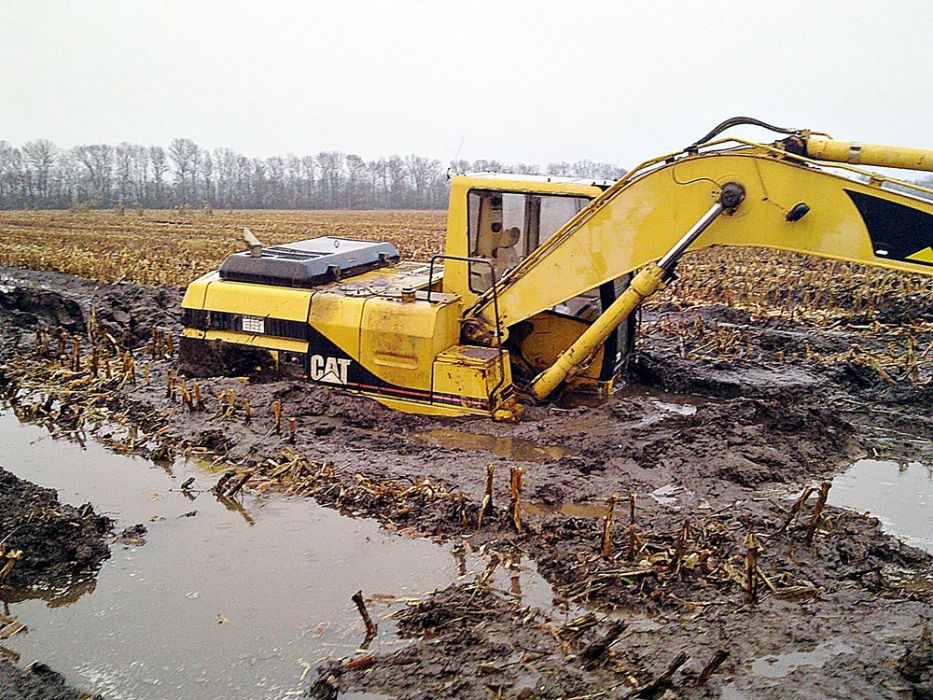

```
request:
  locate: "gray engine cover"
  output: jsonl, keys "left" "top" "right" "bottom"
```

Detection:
{"left": 219, "top": 236, "right": 400, "bottom": 287}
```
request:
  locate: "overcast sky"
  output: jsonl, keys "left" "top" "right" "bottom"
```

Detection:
{"left": 2, "top": 0, "right": 931, "bottom": 167}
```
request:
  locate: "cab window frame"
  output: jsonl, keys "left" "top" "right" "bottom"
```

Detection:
{"left": 466, "top": 188, "right": 591, "bottom": 294}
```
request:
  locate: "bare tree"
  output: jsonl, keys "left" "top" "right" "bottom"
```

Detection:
{"left": 317, "top": 151, "right": 344, "bottom": 208}
{"left": 23, "top": 139, "right": 57, "bottom": 206}
{"left": 168, "top": 138, "right": 200, "bottom": 204}
{"left": 406, "top": 155, "right": 441, "bottom": 209}
{"left": 346, "top": 154, "right": 366, "bottom": 208}
{"left": 148, "top": 146, "right": 169, "bottom": 208}
{"left": 0, "top": 137, "right": 627, "bottom": 210}
{"left": 73, "top": 144, "right": 114, "bottom": 207}
{"left": 200, "top": 150, "right": 214, "bottom": 205}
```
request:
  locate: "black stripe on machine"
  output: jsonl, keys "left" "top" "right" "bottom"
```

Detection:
{"left": 846, "top": 190, "right": 933, "bottom": 267}
{"left": 183, "top": 309, "right": 309, "bottom": 340}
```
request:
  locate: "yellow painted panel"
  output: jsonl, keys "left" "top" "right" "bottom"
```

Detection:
{"left": 433, "top": 345, "right": 512, "bottom": 411}
{"left": 358, "top": 296, "right": 461, "bottom": 392}
{"left": 180, "top": 271, "right": 217, "bottom": 309}
{"left": 308, "top": 291, "right": 365, "bottom": 360}
{"left": 196, "top": 278, "right": 314, "bottom": 322}
{"left": 368, "top": 393, "right": 491, "bottom": 418}
{"left": 907, "top": 246, "right": 933, "bottom": 264}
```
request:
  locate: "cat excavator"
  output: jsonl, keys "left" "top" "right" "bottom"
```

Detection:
{"left": 180, "top": 117, "right": 933, "bottom": 419}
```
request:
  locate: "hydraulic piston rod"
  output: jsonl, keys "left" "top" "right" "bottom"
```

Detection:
{"left": 805, "top": 138, "right": 933, "bottom": 172}
{"left": 528, "top": 183, "right": 745, "bottom": 401}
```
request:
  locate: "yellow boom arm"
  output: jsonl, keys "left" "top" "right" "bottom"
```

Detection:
{"left": 466, "top": 132, "right": 933, "bottom": 400}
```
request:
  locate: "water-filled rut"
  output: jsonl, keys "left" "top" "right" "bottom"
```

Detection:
{"left": 0, "top": 410, "right": 487, "bottom": 699}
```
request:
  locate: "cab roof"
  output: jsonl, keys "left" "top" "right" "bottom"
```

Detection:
{"left": 451, "top": 172, "right": 612, "bottom": 197}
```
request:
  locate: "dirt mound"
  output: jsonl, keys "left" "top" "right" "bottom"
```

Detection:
{"left": 632, "top": 349, "right": 824, "bottom": 398}
{"left": 898, "top": 625, "right": 933, "bottom": 699}
{"left": 177, "top": 336, "right": 275, "bottom": 378}
{"left": 0, "top": 467, "right": 113, "bottom": 596}
{"left": 0, "top": 286, "right": 84, "bottom": 335}
{"left": 91, "top": 283, "right": 182, "bottom": 347}
{"left": 831, "top": 361, "right": 933, "bottom": 409}
{"left": 572, "top": 395, "right": 860, "bottom": 488}
{"left": 0, "top": 272, "right": 182, "bottom": 352}
{"left": 325, "top": 583, "right": 604, "bottom": 700}
{"left": 533, "top": 499, "right": 932, "bottom": 614}
{"left": 0, "top": 659, "right": 99, "bottom": 700}
{"left": 272, "top": 381, "right": 429, "bottom": 431}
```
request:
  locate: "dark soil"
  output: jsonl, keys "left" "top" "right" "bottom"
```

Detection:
{"left": 0, "top": 659, "right": 99, "bottom": 700}
{"left": 0, "top": 465, "right": 111, "bottom": 699}
{"left": 0, "top": 468, "right": 113, "bottom": 598}
{"left": 1, "top": 266, "right": 932, "bottom": 699}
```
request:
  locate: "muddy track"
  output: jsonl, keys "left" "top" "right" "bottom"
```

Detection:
{"left": 1, "top": 267, "right": 932, "bottom": 699}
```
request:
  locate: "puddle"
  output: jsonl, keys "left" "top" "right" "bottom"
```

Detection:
{"left": 618, "top": 385, "right": 707, "bottom": 410}
{"left": 0, "top": 409, "right": 557, "bottom": 699}
{"left": 648, "top": 483, "right": 683, "bottom": 506}
{"left": 828, "top": 459, "right": 933, "bottom": 553}
{"left": 521, "top": 485, "right": 687, "bottom": 518}
{"left": 719, "top": 639, "right": 857, "bottom": 697}
{"left": 612, "top": 388, "right": 701, "bottom": 429}
{"left": 650, "top": 400, "right": 697, "bottom": 417}
{"left": 559, "top": 385, "right": 707, "bottom": 414}
{"left": 412, "top": 428, "right": 574, "bottom": 463}
{"left": 521, "top": 502, "right": 609, "bottom": 518}
{"left": 750, "top": 639, "right": 855, "bottom": 678}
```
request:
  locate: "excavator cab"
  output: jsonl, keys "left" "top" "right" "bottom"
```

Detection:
{"left": 450, "top": 176, "right": 635, "bottom": 394}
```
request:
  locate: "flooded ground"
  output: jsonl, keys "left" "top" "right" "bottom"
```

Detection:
{"left": 0, "top": 410, "right": 506, "bottom": 699}
{"left": 829, "top": 458, "right": 933, "bottom": 554}
{"left": 411, "top": 427, "right": 575, "bottom": 462}
{"left": 1, "top": 267, "right": 932, "bottom": 699}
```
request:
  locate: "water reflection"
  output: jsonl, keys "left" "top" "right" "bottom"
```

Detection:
{"left": 0, "top": 410, "right": 538, "bottom": 699}
{"left": 412, "top": 428, "right": 574, "bottom": 462}
{"left": 829, "top": 458, "right": 932, "bottom": 553}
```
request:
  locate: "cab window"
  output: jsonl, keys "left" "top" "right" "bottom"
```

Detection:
{"left": 468, "top": 190, "right": 589, "bottom": 292}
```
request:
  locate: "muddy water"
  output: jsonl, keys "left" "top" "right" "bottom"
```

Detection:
{"left": 0, "top": 411, "right": 552, "bottom": 700}
{"left": 829, "top": 458, "right": 933, "bottom": 553}
{"left": 411, "top": 427, "right": 574, "bottom": 462}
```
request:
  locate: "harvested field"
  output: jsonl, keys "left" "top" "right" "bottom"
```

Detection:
{"left": 0, "top": 209, "right": 932, "bottom": 699}
{"left": 0, "top": 209, "right": 445, "bottom": 286}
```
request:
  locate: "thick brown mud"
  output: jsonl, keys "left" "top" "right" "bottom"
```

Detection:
{"left": 0, "top": 659, "right": 96, "bottom": 700}
{"left": 0, "top": 462, "right": 111, "bottom": 698}
{"left": 0, "top": 468, "right": 113, "bottom": 597}
{"left": 1, "top": 267, "right": 932, "bottom": 699}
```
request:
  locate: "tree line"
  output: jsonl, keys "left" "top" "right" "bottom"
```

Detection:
{"left": 0, "top": 138, "right": 627, "bottom": 211}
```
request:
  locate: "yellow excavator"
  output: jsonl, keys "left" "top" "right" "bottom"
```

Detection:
{"left": 181, "top": 117, "right": 933, "bottom": 419}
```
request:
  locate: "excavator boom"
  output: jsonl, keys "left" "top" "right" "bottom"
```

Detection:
{"left": 467, "top": 134, "right": 933, "bottom": 338}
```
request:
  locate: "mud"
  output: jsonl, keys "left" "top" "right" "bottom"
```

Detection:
{"left": 0, "top": 465, "right": 111, "bottom": 699}
{"left": 0, "top": 467, "right": 113, "bottom": 599}
{"left": 0, "top": 659, "right": 97, "bottom": 700}
{"left": 1, "top": 266, "right": 932, "bottom": 699}
{"left": 310, "top": 582, "right": 636, "bottom": 700}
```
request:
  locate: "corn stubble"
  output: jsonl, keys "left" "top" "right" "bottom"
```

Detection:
{"left": 0, "top": 209, "right": 445, "bottom": 286}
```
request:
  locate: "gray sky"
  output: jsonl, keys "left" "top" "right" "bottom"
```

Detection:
{"left": 2, "top": 0, "right": 931, "bottom": 167}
